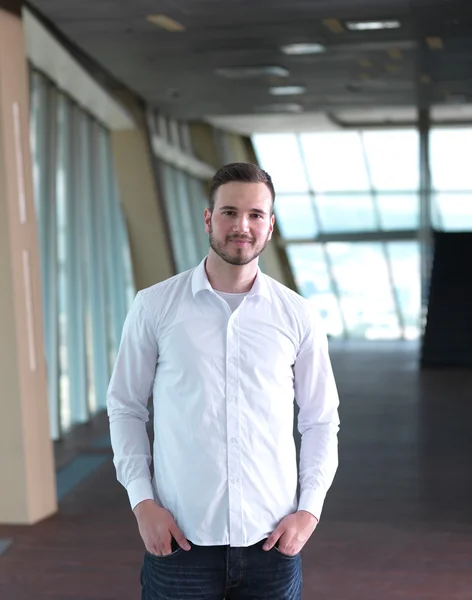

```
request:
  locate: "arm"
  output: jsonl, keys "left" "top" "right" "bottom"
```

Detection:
{"left": 107, "top": 291, "right": 157, "bottom": 510}
{"left": 263, "top": 307, "right": 339, "bottom": 555}
{"left": 107, "top": 292, "right": 190, "bottom": 555}
{"left": 294, "top": 306, "right": 340, "bottom": 522}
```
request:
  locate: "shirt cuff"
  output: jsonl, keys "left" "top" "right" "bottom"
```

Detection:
{"left": 298, "top": 488, "right": 325, "bottom": 522}
{"left": 127, "top": 477, "right": 155, "bottom": 511}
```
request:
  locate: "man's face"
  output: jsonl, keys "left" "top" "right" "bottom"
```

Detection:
{"left": 204, "top": 182, "right": 275, "bottom": 266}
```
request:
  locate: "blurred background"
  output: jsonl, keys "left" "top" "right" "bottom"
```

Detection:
{"left": 0, "top": 1, "right": 471, "bottom": 599}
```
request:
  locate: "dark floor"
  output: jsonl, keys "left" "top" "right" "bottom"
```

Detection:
{"left": 1, "top": 341, "right": 471, "bottom": 600}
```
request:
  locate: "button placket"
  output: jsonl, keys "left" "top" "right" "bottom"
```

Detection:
{"left": 225, "top": 310, "right": 243, "bottom": 546}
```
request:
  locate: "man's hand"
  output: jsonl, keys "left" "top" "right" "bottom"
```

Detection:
{"left": 133, "top": 499, "right": 191, "bottom": 556}
{"left": 262, "top": 510, "right": 318, "bottom": 556}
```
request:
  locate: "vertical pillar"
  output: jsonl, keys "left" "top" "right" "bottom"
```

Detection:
{"left": 419, "top": 108, "right": 433, "bottom": 330}
{"left": 111, "top": 127, "right": 174, "bottom": 289}
{"left": 0, "top": 1, "right": 57, "bottom": 523}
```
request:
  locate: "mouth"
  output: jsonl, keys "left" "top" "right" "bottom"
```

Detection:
{"left": 229, "top": 237, "right": 253, "bottom": 247}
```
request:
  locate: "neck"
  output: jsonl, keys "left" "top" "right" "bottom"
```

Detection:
{"left": 205, "top": 250, "right": 258, "bottom": 293}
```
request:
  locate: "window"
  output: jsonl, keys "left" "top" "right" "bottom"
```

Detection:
{"left": 30, "top": 68, "right": 134, "bottom": 438}
{"left": 253, "top": 129, "right": 421, "bottom": 340}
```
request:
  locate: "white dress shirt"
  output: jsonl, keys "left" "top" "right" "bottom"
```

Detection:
{"left": 107, "top": 258, "right": 340, "bottom": 547}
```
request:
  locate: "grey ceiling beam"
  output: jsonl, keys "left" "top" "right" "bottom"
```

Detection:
{"left": 279, "top": 230, "right": 418, "bottom": 245}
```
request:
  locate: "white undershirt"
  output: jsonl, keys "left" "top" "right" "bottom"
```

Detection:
{"left": 215, "top": 290, "right": 248, "bottom": 312}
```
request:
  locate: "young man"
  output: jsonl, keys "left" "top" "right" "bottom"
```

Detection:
{"left": 107, "top": 162, "right": 340, "bottom": 600}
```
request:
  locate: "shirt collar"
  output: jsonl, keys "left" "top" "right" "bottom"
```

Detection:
{"left": 192, "top": 258, "right": 272, "bottom": 303}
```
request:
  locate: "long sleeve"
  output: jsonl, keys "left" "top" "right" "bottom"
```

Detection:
{"left": 294, "top": 307, "right": 340, "bottom": 522}
{"left": 107, "top": 291, "right": 158, "bottom": 510}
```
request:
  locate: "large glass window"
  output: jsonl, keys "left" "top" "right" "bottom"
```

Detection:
{"left": 159, "top": 163, "right": 209, "bottom": 272}
{"left": 326, "top": 242, "right": 400, "bottom": 340}
{"left": 286, "top": 244, "right": 344, "bottom": 337}
{"left": 430, "top": 128, "right": 472, "bottom": 231}
{"left": 250, "top": 134, "right": 309, "bottom": 193}
{"left": 301, "top": 132, "right": 370, "bottom": 192}
{"left": 315, "top": 194, "right": 377, "bottom": 233}
{"left": 253, "top": 129, "right": 421, "bottom": 340}
{"left": 30, "top": 68, "right": 134, "bottom": 438}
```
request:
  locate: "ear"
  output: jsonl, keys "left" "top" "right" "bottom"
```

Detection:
{"left": 204, "top": 208, "right": 212, "bottom": 234}
{"left": 267, "top": 213, "right": 275, "bottom": 241}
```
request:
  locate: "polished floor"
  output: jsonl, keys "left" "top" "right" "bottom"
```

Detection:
{"left": 0, "top": 341, "right": 471, "bottom": 600}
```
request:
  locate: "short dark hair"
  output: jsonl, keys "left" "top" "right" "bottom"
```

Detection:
{"left": 208, "top": 162, "right": 275, "bottom": 212}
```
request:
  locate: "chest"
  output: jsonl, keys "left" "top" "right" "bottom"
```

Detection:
{"left": 156, "top": 301, "right": 299, "bottom": 375}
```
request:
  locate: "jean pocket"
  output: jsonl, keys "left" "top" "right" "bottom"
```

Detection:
{"left": 146, "top": 547, "right": 183, "bottom": 560}
{"left": 273, "top": 545, "right": 300, "bottom": 559}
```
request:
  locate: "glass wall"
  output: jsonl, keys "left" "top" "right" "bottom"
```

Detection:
{"left": 147, "top": 113, "right": 210, "bottom": 273}
{"left": 254, "top": 126, "right": 472, "bottom": 340}
{"left": 159, "top": 163, "right": 209, "bottom": 272}
{"left": 253, "top": 130, "right": 421, "bottom": 340}
{"left": 29, "top": 68, "right": 134, "bottom": 439}
{"left": 430, "top": 128, "right": 472, "bottom": 231}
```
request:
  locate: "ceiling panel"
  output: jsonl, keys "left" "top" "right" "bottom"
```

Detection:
{"left": 29, "top": 0, "right": 472, "bottom": 120}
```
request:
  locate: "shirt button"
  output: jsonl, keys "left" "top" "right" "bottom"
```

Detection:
{"left": 230, "top": 437, "right": 238, "bottom": 444}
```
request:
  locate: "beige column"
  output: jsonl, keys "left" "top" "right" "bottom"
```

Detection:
{"left": 188, "top": 123, "right": 221, "bottom": 168}
{"left": 0, "top": 1, "right": 57, "bottom": 523}
{"left": 111, "top": 126, "right": 174, "bottom": 290}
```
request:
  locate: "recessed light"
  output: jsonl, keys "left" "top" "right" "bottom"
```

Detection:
{"left": 322, "top": 19, "right": 345, "bottom": 34}
{"left": 426, "top": 37, "right": 444, "bottom": 50}
{"left": 269, "top": 86, "right": 306, "bottom": 96}
{"left": 346, "top": 20, "right": 401, "bottom": 31}
{"left": 388, "top": 48, "right": 403, "bottom": 59}
{"left": 215, "top": 66, "right": 289, "bottom": 79}
{"left": 281, "top": 43, "right": 326, "bottom": 55}
{"left": 146, "top": 14, "right": 186, "bottom": 32}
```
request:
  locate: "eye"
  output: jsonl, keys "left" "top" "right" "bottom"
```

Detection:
{"left": 222, "top": 211, "right": 236, "bottom": 216}
{"left": 250, "top": 213, "right": 263, "bottom": 219}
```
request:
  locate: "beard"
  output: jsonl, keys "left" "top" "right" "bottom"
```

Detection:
{"left": 208, "top": 224, "right": 271, "bottom": 266}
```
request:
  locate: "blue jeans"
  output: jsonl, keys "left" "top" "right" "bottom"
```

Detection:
{"left": 141, "top": 538, "right": 303, "bottom": 599}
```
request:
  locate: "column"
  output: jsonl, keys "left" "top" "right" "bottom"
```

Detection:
{"left": 0, "top": 0, "right": 57, "bottom": 523}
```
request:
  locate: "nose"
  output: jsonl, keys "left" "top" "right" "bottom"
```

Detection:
{"left": 232, "top": 214, "right": 250, "bottom": 232}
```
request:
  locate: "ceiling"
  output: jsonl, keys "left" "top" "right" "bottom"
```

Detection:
{"left": 27, "top": 0, "right": 472, "bottom": 125}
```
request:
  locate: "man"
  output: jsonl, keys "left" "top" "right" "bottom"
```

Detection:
{"left": 107, "top": 162, "right": 340, "bottom": 600}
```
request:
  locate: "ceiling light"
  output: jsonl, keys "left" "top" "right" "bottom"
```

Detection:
{"left": 346, "top": 20, "right": 401, "bottom": 31}
{"left": 358, "top": 59, "right": 373, "bottom": 68}
{"left": 426, "top": 37, "right": 444, "bottom": 50}
{"left": 146, "top": 14, "right": 186, "bottom": 32}
{"left": 322, "top": 19, "right": 345, "bottom": 34}
{"left": 215, "top": 66, "right": 289, "bottom": 79}
{"left": 388, "top": 48, "right": 403, "bottom": 59}
{"left": 420, "top": 74, "right": 432, "bottom": 85}
{"left": 281, "top": 43, "right": 326, "bottom": 55}
{"left": 269, "top": 86, "right": 306, "bottom": 96}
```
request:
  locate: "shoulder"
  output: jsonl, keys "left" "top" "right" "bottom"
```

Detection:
{"left": 264, "top": 274, "right": 312, "bottom": 314}
{"left": 137, "top": 268, "right": 194, "bottom": 313}
{"left": 264, "top": 274, "right": 325, "bottom": 338}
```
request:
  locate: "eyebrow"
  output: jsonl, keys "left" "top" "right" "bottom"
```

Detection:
{"left": 219, "top": 205, "right": 268, "bottom": 216}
